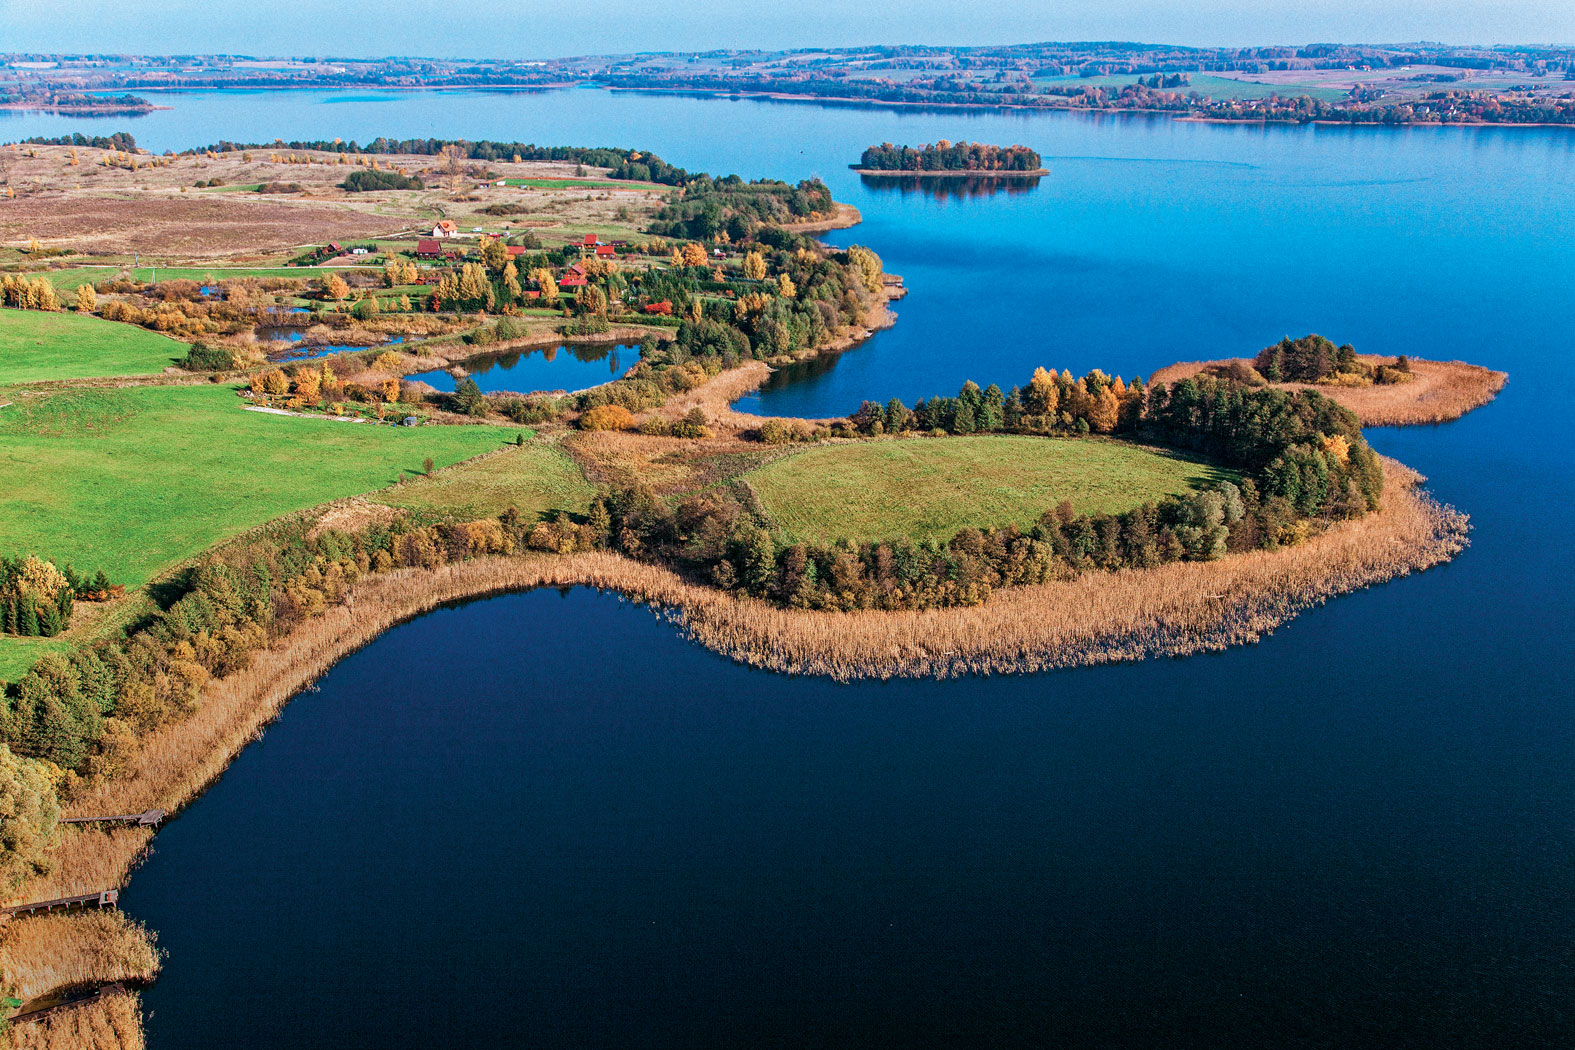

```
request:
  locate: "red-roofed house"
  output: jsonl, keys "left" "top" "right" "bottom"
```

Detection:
{"left": 431, "top": 220, "right": 458, "bottom": 238}
{"left": 506, "top": 245, "right": 527, "bottom": 257}
{"left": 582, "top": 234, "right": 599, "bottom": 247}
{"left": 559, "top": 274, "right": 588, "bottom": 289}
{"left": 595, "top": 245, "right": 616, "bottom": 257}
{"left": 415, "top": 239, "right": 442, "bottom": 259}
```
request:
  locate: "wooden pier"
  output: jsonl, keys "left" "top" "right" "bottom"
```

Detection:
{"left": 9, "top": 983, "right": 126, "bottom": 1026}
{"left": 57, "top": 809, "right": 165, "bottom": 828}
{"left": 0, "top": 889, "right": 118, "bottom": 918}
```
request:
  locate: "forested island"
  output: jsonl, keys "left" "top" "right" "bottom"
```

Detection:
{"left": 855, "top": 142, "right": 1046, "bottom": 175}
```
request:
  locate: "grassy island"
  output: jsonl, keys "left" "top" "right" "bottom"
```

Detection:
{"left": 0, "top": 135, "right": 1491, "bottom": 1048}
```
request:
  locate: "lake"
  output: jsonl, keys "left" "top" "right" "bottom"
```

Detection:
{"left": 13, "top": 88, "right": 1574, "bottom": 1048}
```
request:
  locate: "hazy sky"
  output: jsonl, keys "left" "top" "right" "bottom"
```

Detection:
{"left": 2, "top": 0, "right": 1571, "bottom": 58}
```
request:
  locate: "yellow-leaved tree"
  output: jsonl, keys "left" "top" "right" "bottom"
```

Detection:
{"left": 74, "top": 284, "right": 97, "bottom": 313}
{"left": 742, "top": 251, "right": 767, "bottom": 281}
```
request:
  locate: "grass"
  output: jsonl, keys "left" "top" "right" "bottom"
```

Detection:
{"left": 0, "top": 383, "right": 520, "bottom": 591}
{"left": 1033, "top": 73, "right": 1348, "bottom": 102}
{"left": 0, "top": 308, "right": 186, "bottom": 384}
{"left": 746, "top": 435, "right": 1235, "bottom": 545}
{"left": 373, "top": 441, "right": 595, "bottom": 520}
{"left": 33, "top": 266, "right": 344, "bottom": 290}
{"left": 502, "top": 177, "right": 661, "bottom": 190}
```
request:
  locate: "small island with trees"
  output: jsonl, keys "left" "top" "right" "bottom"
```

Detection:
{"left": 854, "top": 141, "right": 1047, "bottom": 176}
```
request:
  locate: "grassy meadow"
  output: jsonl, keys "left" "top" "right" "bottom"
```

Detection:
{"left": 0, "top": 383, "right": 520, "bottom": 589}
{"left": 0, "top": 308, "right": 188, "bottom": 384}
{"left": 746, "top": 435, "right": 1235, "bottom": 546}
{"left": 374, "top": 441, "right": 595, "bottom": 520}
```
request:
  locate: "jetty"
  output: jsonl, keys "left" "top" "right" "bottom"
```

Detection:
{"left": 58, "top": 809, "right": 165, "bottom": 828}
{"left": 1, "top": 889, "right": 119, "bottom": 917}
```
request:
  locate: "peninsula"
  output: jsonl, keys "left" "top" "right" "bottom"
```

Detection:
{"left": 0, "top": 135, "right": 1498, "bottom": 1048}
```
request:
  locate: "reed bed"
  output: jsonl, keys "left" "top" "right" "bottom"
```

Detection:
{"left": 1150, "top": 357, "right": 1507, "bottom": 425}
{"left": 0, "top": 912, "right": 158, "bottom": 1003}
{"left": 8, "top": 987, "right": 143, "bottom": 1050}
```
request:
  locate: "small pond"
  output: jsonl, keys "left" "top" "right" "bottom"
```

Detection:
{"left": 410, "top": 341, "right": 640, "bottom": 395}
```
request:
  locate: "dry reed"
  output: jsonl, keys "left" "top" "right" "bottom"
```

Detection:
{"left": 1150, "top": 356, "right": 1507, "bottom": 426}
{"left": 7, "top": 988, "right": 143, "bottom": 1050}
{"left": 0, "top": 912, "right": 158, "bottom": 1003}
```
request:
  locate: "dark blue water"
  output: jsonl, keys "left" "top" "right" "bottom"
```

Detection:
{"left": 410, "top": 342, "right": 640, "bottom": 395}
{"left": 17, "top": 90, "right": 1572, "bottom": 1048}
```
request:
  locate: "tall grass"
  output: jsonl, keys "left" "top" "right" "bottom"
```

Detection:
{"left": 0, "top": 912, "right": 158, "bottom": 1002}
{"left": 7, "top": 986, "right": 143, "bottom": 1050}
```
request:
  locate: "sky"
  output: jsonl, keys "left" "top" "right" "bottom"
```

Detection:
{"left": 1, "top": 0, "right": 1572, "bottom": 58}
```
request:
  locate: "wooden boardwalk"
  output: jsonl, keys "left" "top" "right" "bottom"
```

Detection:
{"left": 0, "top": 889, "right": 118, "bottom": 918}
{"left": 58, "top": 809, "right": 165, "bottom": 828}
{"left": 10, "top": 983, "right": 126, "bottom": 1026}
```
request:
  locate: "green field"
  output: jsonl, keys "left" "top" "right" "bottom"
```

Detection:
{"left": 1035, "top": 73, "right": 1347, "bottom": 103}
{"left": 374, "top": 441, "right": 594, "bottom": 520}
{"left": 34, "top": 266, "right": 377, "bottom": 291}
{"left": 0, "top": 308, "right": 187, "bottom": 384}
{"left": 746, "top": 435, "right": 1234, "bottom": 545}
{"left": 503, "top": 177, "right": 661, "bottom": 190}
{"left": 0, "top": 383, "right": 521, "bottom": 590}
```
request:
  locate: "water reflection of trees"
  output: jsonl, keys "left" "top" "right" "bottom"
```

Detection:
{"left": 462, "top": 342, "right": 635, "bottom": 383}
{"left": 859, "top": 173, "right": 1043, "bottom": 201}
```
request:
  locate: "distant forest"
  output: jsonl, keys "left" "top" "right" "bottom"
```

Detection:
{"left": 858, "top": 141, "right": 1043, "bottom": 172}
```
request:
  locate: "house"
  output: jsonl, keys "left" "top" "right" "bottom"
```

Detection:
{"left": 430, "top": 221, "right": 457, "bottom": 238}
{"left": 350, "top": 247, "right": 370, "bottom": 255}
{"left": 506, "top": 246, "right": 527, "bottom": 257}
{"left": 415, "top": 239, "right": 442, "bottom": 259}
{"left": 595, "top": 244, "right": 616, "bottom": 257}
{"left": 581, "top": 234, "right": 599, "bottom": 247}
{"left": 328, "top": 242, "right": 342, "bottom": 252}
{"left": 559, "top": 273, "right": 588, "bottom": 289}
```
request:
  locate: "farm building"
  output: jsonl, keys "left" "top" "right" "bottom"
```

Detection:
{"left": 430, "top": 220, "right": 458, "bottom": 238}
{"left": 415, "top": 239, "right": 442, "bottom": 259}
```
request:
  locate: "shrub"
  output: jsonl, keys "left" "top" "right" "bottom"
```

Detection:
{"left": 179, "top": 341, "right": 237, "bottom": 371}
{"left": 341, "top": 168, "right": 424, "bottom": 192}
{"left": 579, "top": 404, "right": 636, "bottom": 431}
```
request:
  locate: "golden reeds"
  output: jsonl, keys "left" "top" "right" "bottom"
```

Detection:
{"left": 7, "top": 987, "right": 143, "bottom": 1050}
{"left": 0, "top": 911, "right": 158, "bottom": 1003}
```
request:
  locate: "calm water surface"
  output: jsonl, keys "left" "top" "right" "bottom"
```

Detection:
{"left": 15, "top": 89, "right": 1573, "bottom": 1048}
{"left": 409, "top": 341, "right": 641, "bottom": 394}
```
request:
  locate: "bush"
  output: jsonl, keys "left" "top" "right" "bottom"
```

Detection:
{"left": 579, "top": 404, "right": 636, "bottom": 431}
{"left": 341, "top": 169, "right": 424, "bottom": 192}
{"left": 179, "top": 341, "right": 237, "bottom": 371}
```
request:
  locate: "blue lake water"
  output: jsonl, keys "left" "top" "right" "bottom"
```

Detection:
{"left": 410, "top": 342, "right": 641, "bottom": 394}
{"left": 13, "top": 89, "right": 1574, "bottom": 1048}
